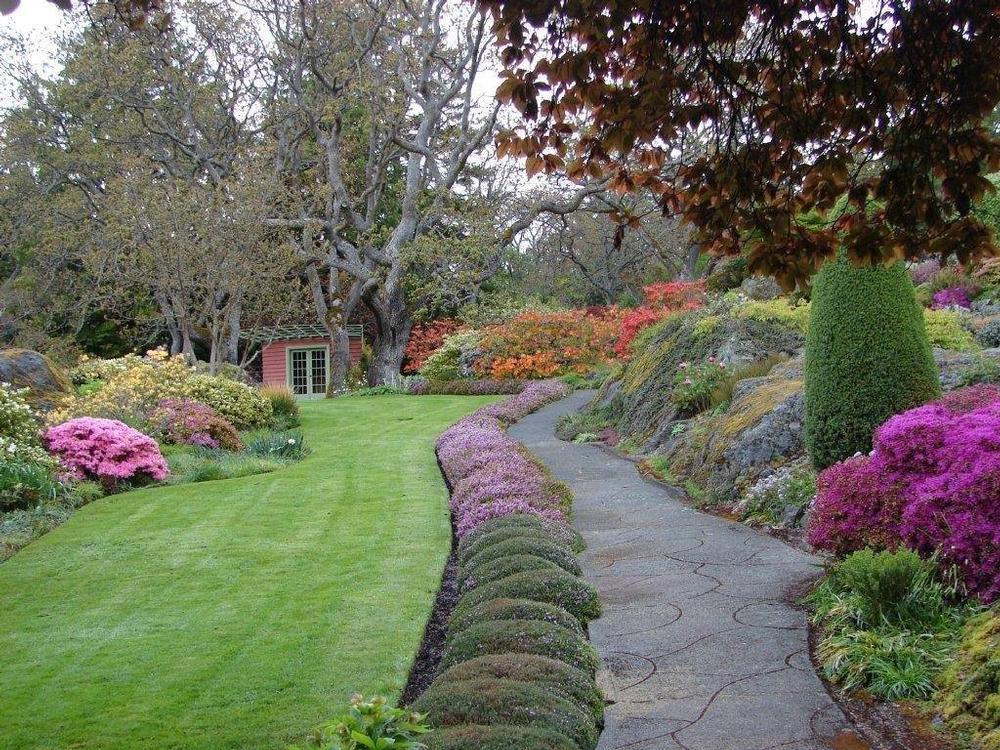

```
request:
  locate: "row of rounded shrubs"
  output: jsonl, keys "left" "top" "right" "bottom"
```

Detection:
{"left": 412, "top": 381, "right": 604, "bottom": 749}
{"left": 413, "top": 514, "right": 603, "bottom": 749}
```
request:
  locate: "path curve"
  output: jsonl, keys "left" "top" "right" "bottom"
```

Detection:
{"left": 509, "top": 391, "right": 851, "bottom": 750}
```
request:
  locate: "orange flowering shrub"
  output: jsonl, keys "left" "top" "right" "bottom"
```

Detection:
{"left": 474, "top": 309, "right": 624, "bottom": 379}
{"left": 615, "top": 281, "right": 706, "bottom": 357}
{"left": 403, "top": 319, "right": 466, "bottom": 374}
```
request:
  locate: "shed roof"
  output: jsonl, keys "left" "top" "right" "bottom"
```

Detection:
{"left": 245, "top": 324, "right": 363, "bottom": 343}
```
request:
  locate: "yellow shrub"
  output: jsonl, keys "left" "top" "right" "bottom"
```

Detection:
{"left": 923, "top": 310, "right": 978, "bottom": 352}
{"left": 734, "top": 299, "right": 810, "bottom": 333}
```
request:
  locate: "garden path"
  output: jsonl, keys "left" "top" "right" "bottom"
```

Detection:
{"left": 509, "top": 391, "right": 854, "bottom": 750}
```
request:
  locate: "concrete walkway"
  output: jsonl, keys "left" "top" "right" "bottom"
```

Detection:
{"left": 509, "top": 391, "right": 852, "bottom": 750}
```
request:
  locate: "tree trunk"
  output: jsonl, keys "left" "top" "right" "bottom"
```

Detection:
{"left": 328, "top": 326, "right": 351, "bottom": 394}
{"left": 224, "top": 301, "right": 241, "bottom": 365}
{"left": 369, "top": 286, "right": 412, "bottom": 386}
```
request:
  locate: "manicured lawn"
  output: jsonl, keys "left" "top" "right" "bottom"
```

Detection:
{"left": 0, "top": 395, "right": 496, "bottom": 750}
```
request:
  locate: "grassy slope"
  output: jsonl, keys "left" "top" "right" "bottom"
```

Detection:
{"left": 0, "top": 395, "right": 496, "bottom": 750}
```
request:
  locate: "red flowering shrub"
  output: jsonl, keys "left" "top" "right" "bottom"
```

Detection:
{"left": 149, "top": 399, "right": 243, "bottom": 451}
{"left": 45, "top": 417, "right": 169, "bottom": 489}
{"left": 403, "top": 319, "right": 466, "bottom": 374}
{"left": 615, "top": 281, "right": 705, "bottom": 357}
{"left": 473, "top": 309, "right": 623, "bottom": 380}
{"left": 808, "top": 384, "right": 1000, "bottom": 602}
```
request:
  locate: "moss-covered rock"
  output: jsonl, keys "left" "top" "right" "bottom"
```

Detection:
{"left": 431, "top": 654, "right": 604, "bottom": 724}
{"left": 805, "top": 256, "right": 939, "bottom": 469}
{"left": 459, "top": 513, "right": 585, "bottom": 554}
{"left": 595, "top": 309, "right": 804, "bottom": 446}
{"left": 413, "top": 678, "right": 598, "bottom": 750}
{"left": 938, "top": 608, "right": 1000, "bottom": 750}
{"left": 0, "top": 349, "right": 71, "bottom": 411}
{"left": 447, "top": 597, "right": 584, "bottom": 637}
{"left": 441, "top": 619, "right": 601, "bottom": 675}
{"left": 463, "top": 537, "right": 582, "bottom": 578}
{"left": 459, "top": 554, "right": 565, "bottom": 592}
{"left": 453, "top": 570, "right": 600, "bottom": 626}
{"left": 422, "top": 724, "right": 579, "bottom": 750}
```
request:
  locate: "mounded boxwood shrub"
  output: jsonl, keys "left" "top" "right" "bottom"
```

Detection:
{"left": 459, "top": 513, "right": 585, "bottom": 555}
{"left": 457, "top": 525, "right": 553, "bottom": 565}
{"left": 463, "top": 537, "right": 583, "bottom": 578}
{"left": 447, "top": 598, "right": 584, "bottom": 637}
{"left": 423, "top": 724, "right": 578, "bottom": 750}
{"left": 412, "top": 678, "right": 598, "bottom": 750}
{"left": 453, "top": 570, "right": 601, "bottom": 626}
{"left": 441, "top": 619, "right": 600, "bottom": 675}
{"left": 458, "top": 554, "right": 565, "bottom": 592}
{"left": 805, "top": 255, "right": 940, "bottom": 469}
{"left": 432, "top": 654, "right": 604, "bottom": 724}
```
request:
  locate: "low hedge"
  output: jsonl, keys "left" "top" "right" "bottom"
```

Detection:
{"left": 458, "top": 554, "right": 564, "bottom": 592}
{"left": 432, "top": 654, "right": 604, "bottom": 724}
{"left": 457, "top": 525, "right": 553, "bottom": 565}
{"left": 463, "top": 537, "right": 583, "bottom": 578}
{"left": 453, "top": 570, "right": 601, "bottom": 626}
{"left": 441, "top": 619, "right": 600, "bottom": 675}
{"left": 447, "top": 598, "right": 584, "bottom": 638}
{"left": 423, "top": 723, "right": 579, "bottom": 750}
{"left": 459, "top": 513, "right": 585, "bottom": 555}
{"left": 412, "top": 678, "right": 598, "bottom": 750}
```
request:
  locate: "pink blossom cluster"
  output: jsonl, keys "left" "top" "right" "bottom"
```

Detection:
{"left": 149, "top": 398, "right": 242, "bottom": 451}
{"left": 808, "top": 384, "right": 1000, "bottom": 602}
{"left": 437, "top": 381, "right": 571, "bottom": 537}
{"left": 931, "top": 286, "right": 973, "bottom": 309}
{"left": 44, "top": 417, "right": 169, "bottom": 488}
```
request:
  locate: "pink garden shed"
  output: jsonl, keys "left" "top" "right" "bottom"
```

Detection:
{"left": 253, "top": 325, "right": 364, "bottom": 396}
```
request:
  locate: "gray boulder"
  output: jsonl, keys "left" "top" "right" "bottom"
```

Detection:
{"left": 0, "top": 349, "right": 71, "bottom": 410}
{"left": 739, "top": 276, "right": 784, "bottom": 301}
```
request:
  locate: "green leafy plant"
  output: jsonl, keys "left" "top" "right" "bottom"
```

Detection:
{"left": 805, "top": 550, "right": 976, "bottom": 700}
{"left": 924, "top": 309, "right": 979, "bottom": 352}
{"left": 298, "top": 694, "right": 430, "bottom": 750}
{"left": 246, "top": 430, "right": 306, "bottom": 459}
{"left": 708, "top": 353, "right": 789, "bottom": 411}
{"left": 670, "top": 359, "right": 728, "bottom": 415}
{"left": 805, "top": 255, "right": 940, "bottom": 469}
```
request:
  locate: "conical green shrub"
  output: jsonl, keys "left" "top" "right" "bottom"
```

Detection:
{"left": 805, "top": 254, "right": 939, "bottom": 469}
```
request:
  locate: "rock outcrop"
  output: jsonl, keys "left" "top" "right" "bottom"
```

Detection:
{"left": 0, "top": 349, "right": 71, "bottom": 410}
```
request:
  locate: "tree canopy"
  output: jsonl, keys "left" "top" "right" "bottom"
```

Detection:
{"left": 485, "top": 0, "right": 1000, "bottom": 285}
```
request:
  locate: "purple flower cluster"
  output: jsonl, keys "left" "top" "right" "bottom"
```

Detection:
{"left": 45, "top": 417, "right": 169, "bottom": 488}
{"left": 437, "top": 381, "right": 571, "bottom": 537}
{"left": 808, "top": 384, "right": 1000, "bottom": 602}
{"left": 148, "top": 398, "right": 243, "bottom": 451}
{"left": 910, "top": 259, "right": 942, "bottom": 286}
{"left": 931, "top": 286, "right": 973, "bottom": 309}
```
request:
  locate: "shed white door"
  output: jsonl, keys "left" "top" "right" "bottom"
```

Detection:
{"left": 288, "top": 347, "right": 328, "bottom": 395}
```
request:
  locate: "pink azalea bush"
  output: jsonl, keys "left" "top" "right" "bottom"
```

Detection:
{"left": 148, "top": 398, "right": 243, "bottom": 451}
{"left": 44, "top": 417, "right": 169, "bottom": 488}
{"left": 436, "top": 381, "right": 571, "bottom": 536}
{"left": 808, "top": 384, "right": 1000, "bottom": 602}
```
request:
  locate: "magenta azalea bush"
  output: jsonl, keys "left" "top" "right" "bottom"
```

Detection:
{"left": 149, "top": 399, "right": 242, "bottom": 451}
{"left": 808, "top": 384, "right": 1000, "bottom": 602}
{"left": 437, "top": 381, "right": 570, "bottom": 536}
{"left": 44, "top": 417, "right": 169, "bottom": 488}
{"left": 931, "top": 286, "right": 973, "bottom": 309}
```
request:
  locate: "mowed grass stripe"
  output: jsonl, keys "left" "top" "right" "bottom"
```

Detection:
{"left": 0, "top": 394, "right": 496, "bottom": 750}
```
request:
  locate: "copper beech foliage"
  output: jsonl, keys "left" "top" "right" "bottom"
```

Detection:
{"left": 484, "top": 0, "right": 1000, "bottom": 286}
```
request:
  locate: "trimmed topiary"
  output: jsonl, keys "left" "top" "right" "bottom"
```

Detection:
{"left": 447, "top": 598, "right": 584, "bottom": 637}
{"left": 432, "top": 654, "right": 604, "bottom": 724}
{"left": 459, "top": 554, "right": 564, "bottom": 592}
{"left": 453, "top": 570, "right": 601, "bottom": 625}
{"left": 805, "top": 255, "right": 940, "bottom": 469}
{"left": 457, "top": 525, "right": 554, "bottom": 565}
{"left": 412, "top": 678, "right": 598, "bottom": 750}
{"left": 441, "top": 619, "right": 600, "bottom": 675}
{"left": 423, "top": 724, "right": 579, "bottom": 750}
{"left": 463, "top": 537, "right": 583, "bottom": 578}
{"left": 459, "top": 513, "right": 585, "bottom": 555}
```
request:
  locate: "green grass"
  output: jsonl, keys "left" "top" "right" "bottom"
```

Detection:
{"left": 0, "top": 395, "right": 497, "bottom": 750}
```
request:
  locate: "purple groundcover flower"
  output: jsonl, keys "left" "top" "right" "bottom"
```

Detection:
{"left": 807, "top": 384, "right": 1000, "bottom": 603}
{"left": 436, "top": 380, "right": 572, "bottom": 537}
{"left": 931, "top": 286, "right": 972, "bottom": 309}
